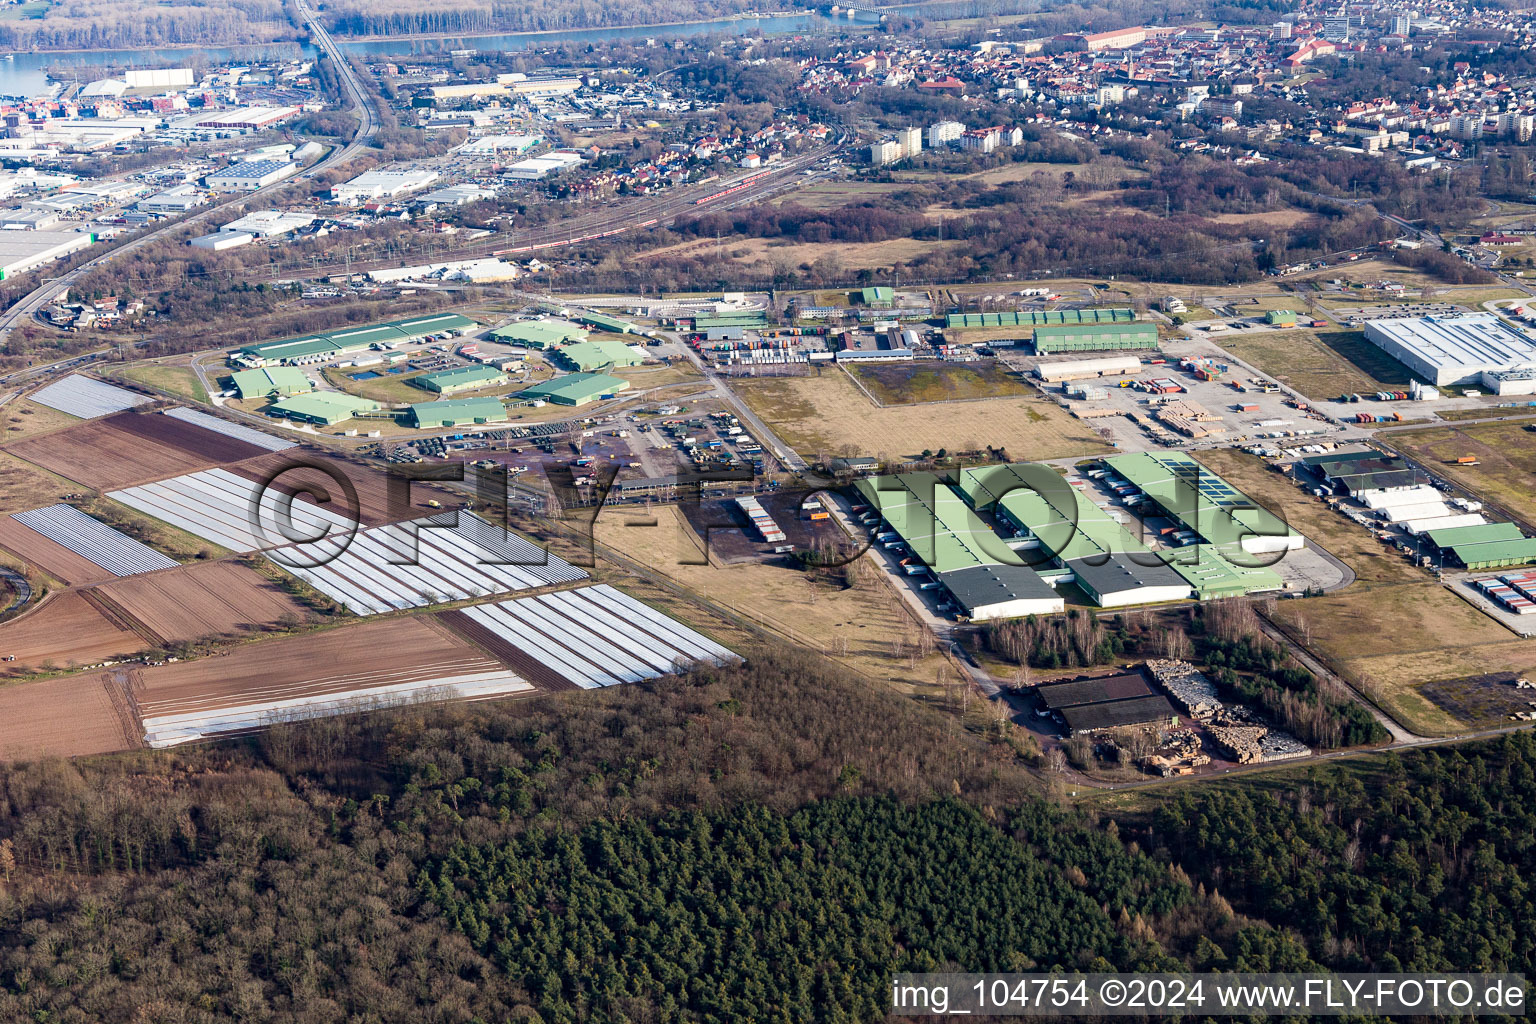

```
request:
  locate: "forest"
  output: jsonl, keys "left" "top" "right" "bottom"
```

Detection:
{"left": 0, "top": 639, "right": 1527, "bottom": 1021}
{"left": 0, "top": 0, "right": 297, "bottom": 50}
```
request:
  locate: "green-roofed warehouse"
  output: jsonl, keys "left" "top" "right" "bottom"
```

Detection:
{"left": 860, "top": 286, "right": 894, "bottom": 307}
{"left": 519, "top": 372, "right": 630, "bottom": 407}
{"left": 414, "top": 364, "right": 508, "bottom": 394}
{"left": 1033, "top": 321, "right": 1158, "bottom": 355}
{"left": 550, "top": 340, "right": 645, "bottom": 372}
{"left": 959, "top": 463, "right": 1193, "bottom": 607}
{"left": 407, "top": 397, "right": 508, "bottom": 429}
{"left": 1103, "top": 451, "right": 1298, "bottom": 592}
{"left": 267, "top": 391, "right": 380, "bottom": 425}
{"left": 575, "top": 311, "right": 639, "bottom": 334}
{"left": 854, "top": 472, "right": 1064, "bottom": 620}
{"left": 238, "top": 313, "right": 479, "bottom": 366}
{"left": 947, "top": 308, "right": 1135, "bottom": 329}
{"left": 488, "top": 321, "right": 587, "bottom": 348}
{"left": 231, "top": 366, "right": 312, "bottom": 400}
{"left": 1425, "top": 521, "right": 1536, "bottom": 569}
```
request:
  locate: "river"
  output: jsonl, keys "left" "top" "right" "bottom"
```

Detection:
{"left": 0, "top": 8, "right": 894, "bottom": 97}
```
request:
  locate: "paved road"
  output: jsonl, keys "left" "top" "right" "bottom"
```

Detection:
{"left": 0, "top": 0, "right": 379, "bottom": 350}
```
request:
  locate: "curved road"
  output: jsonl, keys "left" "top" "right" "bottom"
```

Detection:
{"left": 0, "top": 0, "right": 379, "bottom": 354}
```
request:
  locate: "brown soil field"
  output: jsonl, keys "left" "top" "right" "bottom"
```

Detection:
{"left": 637, "top": 234, "right": 961, "bottom": 270}
{"left": 4, "top": 410, "right": 269, "bottom": 490}
{"left": 0, "top": 591, "right": 145, "bottom": 674}
{"left": 132, "top": 616, "right": 528, "bottom": 721}
{"left": 230, "top": 450, "right": 466, "bottom": 526}
{"left": 0, "top": 515, "right": 115, "bottom": 585}
{"left": 86, "top": 560, "right": 313, "bottom": 646}
{"left": 0, "top": 668, "right": 142, "bottom": 761}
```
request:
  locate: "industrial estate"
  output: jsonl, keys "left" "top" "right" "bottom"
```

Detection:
{"left": 0, "top": 0, "right": 1535, "bottom": 1014}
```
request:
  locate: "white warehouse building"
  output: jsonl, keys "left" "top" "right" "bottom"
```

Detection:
{"left": 1033, "top": 354, "right": 1142, "bottom": 382}
{"left": 1363, "top": 314, "right": 1536, "bottom": 393}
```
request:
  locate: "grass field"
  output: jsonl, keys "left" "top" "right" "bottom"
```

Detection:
{"left": 0, "top": 452, "right": 82, "bottom": 514}
{"left": 847, "top": 361, "right": 1030, "bottom": 405}
{"left": 639, "top": 233, "right": 961, "bottom": 271}
{"left": 0, "top": 398, "right": 78, "bottom": 441}
{"left": 591, "top": 506, "right": 952, "bottom": 697}
{"left": 773, "top": 181, "right": 910, "bottom": 210}
{"left": 731, "top": 369, "right": 1107, "bottom": 462}
{"left": 1386, "top": 421, "right": 1536, "bottom": 526}
{"left": 117, "top": 362, "right": 209, "bottom": 404}
{"left": 1212, "top": 328, "right": 1413, "bottom": 402}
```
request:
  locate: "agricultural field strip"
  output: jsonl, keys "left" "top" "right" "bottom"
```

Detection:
{"left": 460, "top": 584, "right": 738, "bottom": 690}
{"left": 140, "top": 668, "right": 532, "bottom": 748}
{"left": 108, "top": 468, "right": 361, "bottom": 553}
{"left": 136, "top": 655, "right": 514, "bottom": 718}
{"left": 27, "top": 375, "right": 149, "bottom": 419}
{"left": 10, "top": 504, "right": 179, "bottom": 576}
{"left": 162, "top": 408, "right": 296, "bottom": 451}
{"left": 108, "top": 468, "right": 588, "bottom": 615}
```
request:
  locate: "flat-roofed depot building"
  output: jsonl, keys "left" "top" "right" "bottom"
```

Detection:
{"left": 1034, "top": 671, "right": 1179, "bottom": 735}
{"left": 407, "top": 397, "right": 508, "bottom": 429}
{"left": 267, "top": 392, "right": 379, "bottom": 425}
{"left": 858, "top": 459, "right": 1294, "bottom": 618}
{"left": 518, "top": 372, "right": 629, "bottom": 407}
{"left": 414, "top": 364, "right": 507, "bottom": 394}
{"left": 237, "top": 313, "right": 478, "bottom": 366}
{"left": 1364, "top": 314, "right": 1536, "bottom": 394}
{"left": 855, "top": 472, "right": 1063, "bottom": 620}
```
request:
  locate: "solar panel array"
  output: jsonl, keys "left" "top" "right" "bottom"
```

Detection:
{"left": 28, "top": 375, "right": 151, "bottom": 419}
{"left": 11, "top": 504, "right": 179, "bottom": 577}
{"left": 461, "top": 584, "right": 738, "bottom": 689}
{"left": 107, "top": 468, "right": 587, "bottom": 615}
{"left": 162, "top": 408, "right": 296, "bottom": 452}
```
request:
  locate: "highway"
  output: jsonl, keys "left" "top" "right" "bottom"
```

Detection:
{"left": 0, "top": 0, "right": 379, "bottom": 356}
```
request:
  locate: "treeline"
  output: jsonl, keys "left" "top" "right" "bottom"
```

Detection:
{"left": 1196, "top": 600, "right": 1387, "bottom": 750}
{"left": 0, "top": 639, "right": 1529, "bottom": 1019}
{"left": 1143, "top": 732, "right": 1536, "bottom": 971}
{"left": 324, "top": 0, "right": 759, "bottom": 37}
{"left": 0, "top": 0, "right": 297, "bottom": 50}
{"left": 982, "top": 610, "right": 1131, "bottom": 670}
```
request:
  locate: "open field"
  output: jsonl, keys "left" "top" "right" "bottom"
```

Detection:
{"left": 1210, "top": 328, "right": 1413, "bottom": 402}
{"left": 132, "top": 615, "right": 532, "bottom": 746}
{"left": 0, "top": 513, "right": 117, "bottom": 586}
{"left": 116, "top": 361, "right": 210, "bottom": 404}
{"left": 0, "top": 451, "right": 82, "bottom": 514}
{"left": 1194, "top": 448, "right": 1424, "bottom": 586}
{"left": 638, "top": 233, "right": 961, "bottom": 271}
{"left": 1386, "top": 421, "right": 1536, "bottom": 527}
{"left": 1268, "top": 582, "right": 1521, "bottom": 736}
{"left": 0, "top": 590, "right": 145, "bottom": 674}
{"left": 731, "top": 370, "right": 1106, "bottom": 461}
{"left": 0, "top": 398, "right": 78, "bottom": 440}
{"left": 773, "top": 181, "right": 911, "bottom": 210}
{"left": 86, "top": 560, "right": 313, "bottom": 647}
{"left": 847, "top": 361, "right": 1031, "bottom": 405}
{"left": 591, "top": 506, "right": 951, "bottom": 697}
{"left": 0, "top": 670, "right": 142, "bottom": 762}
{"left": 615, "top": 361, "right": 703, "bottom": 390}
{"left": 4, "top": 410, "right": 270, "bottom": 490}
